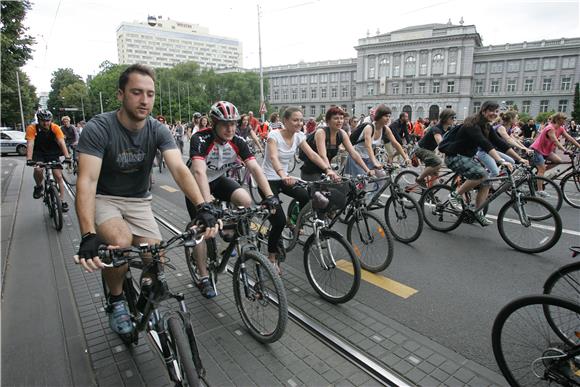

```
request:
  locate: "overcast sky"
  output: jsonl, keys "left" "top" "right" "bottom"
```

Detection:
{"left": 22, "top": 0, "right": 580, "bottom": 93}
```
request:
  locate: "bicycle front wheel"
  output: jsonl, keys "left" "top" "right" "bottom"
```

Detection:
{"left": 491, "top": 295, "right": 580, "bottom": 387}
{"left": 518, "top": 175, "right": 563, "bottom": 214}
{"left": 248, "top": 175, "right": 261, "bottom": 205}
{"left": 384, "top": 191, "right": 423, "bottom": 243}
{"left": 394, "top": 169, "right": 422, "bottom": 203}
{"left": 497, "top": 196, "right": 562, "bottom": 254}
{"left": 543, "top": 261, "right": 580, "bottom": 344}
{"left": 561, "top": 171, "right": 580, "bottom": 208}
{"left": 347, "top": 212, "right": 393, "bottom": 272}
{"left": 304, "top": 229, "right": 361, "bottom": 304}
{"left": 47, "top": 185, "right": 63, "bottom": 231}
{"left": 420, "top": 184, "right": 462, "bottom": 232}
{"left": 232, "top": 250, "right": 288, "bottom": 343}
{"left": 167, "top": 316, "right": 202, "bottom": 387}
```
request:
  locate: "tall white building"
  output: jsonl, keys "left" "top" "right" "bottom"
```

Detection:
{"left": 116, "top": 16, "right": 243, "bottom": 69}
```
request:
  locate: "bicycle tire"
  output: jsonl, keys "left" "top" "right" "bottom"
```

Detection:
{"left": 47, "top": 185, "right": 63, "bottom": 231}
{"left": 303, "top": 229, "right": 361, "bottom": 304}
{"left": 394, "top": 170, "right": 423, "bottom": 203}
{"left": 561, "top": 171, "right": 580, "bottom": 209}
{"left": 248, "top": 175, "right": 262, "bottom": 205}
{"left": 232, "top": 250, "right": 288, "bottom": 343}
{"left": 167, "top": 316, "right": 202, "bottom": 387}
{"left": 491, "top": 295, "right": 580, "bottom": 387}
{"left": 347, "top": 211, "right": 393, "bottom": 272}
{"left": 497, "top": 196, "right": 562, "bottom": 254}
{"left": 420, "top": 184, "right": 462, "bottom": 232}
{"left": 384, "top": 191, "right": 424, "bottom": 243}
{"left": 518, "top": 175, "right": 563, "bottom": 214}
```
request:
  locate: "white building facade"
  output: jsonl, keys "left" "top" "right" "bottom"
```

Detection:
{"left": 116, "top": 17, "right": 243, "bottom": 70}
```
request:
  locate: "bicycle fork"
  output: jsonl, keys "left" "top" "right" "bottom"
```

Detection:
{"left": 313, "top": 220, "right": 336, "bottom": 270}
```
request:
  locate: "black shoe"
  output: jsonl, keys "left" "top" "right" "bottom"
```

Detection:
{"left": 199, "top": 278, "right": 216, "bottom": 299}
{"left": 62, "top": 202, "right": 69, "bottom": 212}
{"left": 33, "top": 185, "right": 43, "bottom": 199}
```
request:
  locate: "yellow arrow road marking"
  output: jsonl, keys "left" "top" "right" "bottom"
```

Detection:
{"left": 160, "top": 185, "right": 179, "bottom": 193}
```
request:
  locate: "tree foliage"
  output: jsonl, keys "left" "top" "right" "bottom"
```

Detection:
{"left": 535, "top": 110, "right": 555, "bottom": 124}
{"left": 47, "top": 68, "right": 84, "bottom": 115}
{"left": 572, "top": 82, "right": 580, "bottom": 123}
{"left": 0, "top": 0, "right": 37, "bottom": 128}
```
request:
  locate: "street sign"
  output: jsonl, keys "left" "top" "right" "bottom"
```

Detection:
{"left": 259, "top": 102, "right": 267, "bottom": 115}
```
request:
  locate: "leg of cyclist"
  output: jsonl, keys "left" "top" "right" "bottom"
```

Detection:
{"left": 33, "top": 166, "right": 44, "bottom": 198}
{"left": 52, "top": 168, "right": 69, "bottom": 211}
{"left": 415, "top": 148, "right": 442, "bottom": 185}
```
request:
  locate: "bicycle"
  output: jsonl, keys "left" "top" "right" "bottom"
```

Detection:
{"left": 32, "top": 161, "right": 64, "bottom": 231}
{"left": 184, "top": 206, "right": 288, "bottom": 343}
{"left": 255, "top": 177, "right": 361, "bottom": 304}
{"left": 535, "top": 150, "right": 580, "bottom": 209}
{"left": 227, "top": 164, "right": 261, "bottom": 205}
{"left": 420, "top": 164, "right": 562, "bottom": 253}
{"left": 99, "top": 228, "right": 206, "bottom": 386}
{"left": 543, "top": 246, "right": 580, "bottom": 307}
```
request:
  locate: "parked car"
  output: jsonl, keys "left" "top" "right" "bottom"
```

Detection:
{"left": 1, "top": 130, "right": 27, "bottom": 156}
{"left": 0, "top": 127, "right": 15, "bottom": 131}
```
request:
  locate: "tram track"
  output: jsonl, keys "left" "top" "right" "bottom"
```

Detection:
{"left": 63, "top": 176, "right": 411, "bottom": 387}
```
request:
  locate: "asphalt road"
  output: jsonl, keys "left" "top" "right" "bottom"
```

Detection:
{"left": 145, "top": 150, "right": 579, "bottom": 372}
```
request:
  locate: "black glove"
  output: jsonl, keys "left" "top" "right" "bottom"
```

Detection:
{"left": 26, "top": 159, "right": 36, "bottom": 166}
{"left": 261, "top": 195, "right": 281, "bottom": 210}
{"left": 195, "top": 203, "right": 220, "bottom": 229}
{"left": 77, "top": 233, "right": 102, "bottom": 261}
{"left": 63, "top": 157, "right": 72, "bottom": 164}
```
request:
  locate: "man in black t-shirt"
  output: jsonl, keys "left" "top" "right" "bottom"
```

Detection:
{"left": 520, "top": 119, "right": 537, "bottom": 140}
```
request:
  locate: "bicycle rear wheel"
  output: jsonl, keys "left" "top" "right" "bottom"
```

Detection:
{"left": 394, "top": 170, "right": 423, "bottom": 203}
{"left": 491, "top": 295, "right": 580, "bottom": 387}
{"left": 384, "top": 191, "right": 423, "bottom": 243}
{"left": 518, "top": 175, "right": 563, "bottom": 214}
{"left": 420, "top": 184, "right": 462, "bottom": 232}
{"left": 303, "top": 229, "right": 361, "bottom": 304}
{"left": 232, "top": 250, "right": 288, "bottom": 343}
{"left": 561, "top": 171, "right": 580, "bottom": 208}
{"left": 167, "top": 316, "right": 202, "bottom": 387}
{"left": 497, "top": 196, "right": 562, "bottom": 254}
{"left": 544, "top": 261, "right": 580, "bottom": 345}
{"left": 47, "top": 185, "right": 63, "bottom": 231}
{"left": 347, "top": 212, "right": 393, "bottom": 272}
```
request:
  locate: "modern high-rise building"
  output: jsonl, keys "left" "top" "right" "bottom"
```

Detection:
{"left": 116, "top": 16, "right": 243, "bottom": 69}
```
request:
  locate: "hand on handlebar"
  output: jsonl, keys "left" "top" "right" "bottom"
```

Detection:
{"left": 195, "top": 203, "right": 222, "bottom": 239}
{"left": 282, "top": 176, "right": 296, "bottom": 186}
{"left": 73, "top": 233, "right": 117, "bottom": 272}
{"left": 326, "top": 170, "right": 340, "bottom": 182}
{"left": 26, "top": 160, "right": 36, "bottom": 167}
{"left": 498, "top": 160, "right": 514, "bottom": 171}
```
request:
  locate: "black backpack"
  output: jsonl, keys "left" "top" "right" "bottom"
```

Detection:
{"left": 298, "top": 127, "right": 342, "bottom": 162}
{"left": 349, "top": 122, "right": 375, "bottom": 145}
{"left": 437, "top": 124, "right": 463, "bottom": 154}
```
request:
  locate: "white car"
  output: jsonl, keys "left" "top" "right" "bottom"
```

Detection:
{"left": 1, "top": 130, "right": 27, "bottom": 156}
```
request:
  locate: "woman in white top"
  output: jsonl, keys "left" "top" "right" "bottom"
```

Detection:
{"left": 261, "top": 107, "right": 338, "bottom": 269}
{"left": 344, "top": 104, "right": 410, "bottom": 176}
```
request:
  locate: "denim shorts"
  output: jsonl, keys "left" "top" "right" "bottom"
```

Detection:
{"left": 531, "top": 151, "right": 546, "bottom": 166}
{"left": 445, "top": 154, "right": 488, "bottom": 180}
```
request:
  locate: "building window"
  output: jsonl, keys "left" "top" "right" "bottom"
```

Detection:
{"left": 561, "top": 77, "right": 572, "bottom": 91}
{"left": 310, "top": 74, "right": 318, "bottom": 83}
{"left": 331, "top": 87, "right": 337, "bottom": 98}
{"left": 404, "top": 56, "right": 416, "bottom": 76}
{"left": 367, "top": 84, "right": 374, "bottom": 96}
{"left": 447, "top": 50, "right": 457, "bottom": 74}
{"left": 539, "top": 100, "right": 549, "bottom": 113}
{"left": 490, "top": 80, "right": 500, "bottom": 93}
{"left": 419, "top": 52, "right": 428, "bottom": 75}
{"left": 282, "top": 77, "right": 288, "bottom": 85}
{"left": 283, "top": 90, "right": 288, "bottom": 100}
{"left": 473, "top": 102, "right": 481, "bottom": 114}
{"left": 330, "top": 73, "right": 338, "bottom": 82}
{"left": 524, "top": 79, "right": 534, "bottom": 92}
{"left": 507, "top": 79, "right": 517, "bottom": 92}
{"left": 311, "top": 88, "right": 317, "bottom": 98}
{"left": 392, "top": 83, "right": 399, "bottom": 94}
{"left": 419, "top": 82, "right": 426, "bottom": 94}
{"left": 321, "top": 88, "right": 327, "bottom": 98}
{"left": 351, "top": 86, "right": 356, "bottom": 97}
{"left": 368, "top": 56, "right": 376, "bottom": 79}
{"left": 558, "top": 100, "right": 568, "bottom": 113}
{"left": 320, "top": 105, "right": 326, "bottom": 115}
{"left": 507, "top": 61, "right": 520, "bottom": 73}
{"left": 446, "top": 81, "right": 455, "bottom": 93}
{"left": 393, "top": 64, "right": 400, "bottom": 77}
{"left": 490, "top": 62, "right": 504, "bottom": 73}
{"left": 522, "top": 100, "right": 531, "bottom": 113}
{"left": 379, "top": 56, "right": 390, "bottom": 78}
{"left": 432, "top": 53, "right": 444, "bottom": 75}
{"left": 310, "top": 106, "right": 316, "bottom": 116}
{"left": 300, "top": 75, "right": 308, "bottom": 84}
{"left": 542, "top": 57, "right": 557, "bottom": 70}
{"left": 320, "top": 74, "right": 328, "bottom": 83}
{"left": 524, "top": 59, "right": 538, "bottom": 71}
{"left": 292, "top": 89, "right": 298, "bottom": 100}
{"left": 542, "top": 78, "right": 552, "bottom": 91}
{"left": 562, "top": 56, "right": 576, "bottom": 69}
{"left": 474, "top": 63, "right": 486, "bottom": 74}
{"left": 405, "top": 83, "right": 413, "bottom": 94}
{"left": 301, "top": 88, "right": 307, "bottom": 99}
{"left": 341, "top": 72, "right": 350, "bottom": 82}
{"left": 273, "top": 91, "right": 279, "bottom": 100}
{"left": 432, "top": 81, "right": 440, "bottom": 94}
{"left": 341, "top": 87, "right": 348, "bottom": 97}
{"left": 291, "top": 76, "right": 299, "bottom": 85}
{"left": 475, "top": 81, "right": 484, "bottom": 94}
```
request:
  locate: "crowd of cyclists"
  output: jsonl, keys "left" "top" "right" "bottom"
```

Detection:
{"left": 23, "top": 63, "right": 579, "bottom": 351}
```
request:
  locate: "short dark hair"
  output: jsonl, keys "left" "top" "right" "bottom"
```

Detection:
{"left": 374, "top": 104, "right": 392, "bottom": 121}
{"left": 118, "top": 64, "right": 156, "bottom": 91}
{"left": 480, "top": 101, "right": 499, "bottom": 114}
{"left": 325, "top": 106, "right": 345, "bottom": 122}
{"left": 439, "top": 108, "right": 456, "bottom": 123}
{"left": 399, "top": 112, "right": 408, "bottom": 119}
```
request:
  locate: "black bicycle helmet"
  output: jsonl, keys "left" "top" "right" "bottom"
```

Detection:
{"left": 36, "top": 109, "right": 53, "bottom": 121}
{"left": 209, "top": 101, "right": 240, "bottom": 124}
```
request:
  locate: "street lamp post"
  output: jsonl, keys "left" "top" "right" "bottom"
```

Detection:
{"left": 257, "top": 4, "right": 265, "bottom": 122}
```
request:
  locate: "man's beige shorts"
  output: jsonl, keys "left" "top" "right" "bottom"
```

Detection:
{"left": 95, "top": 194, "right": 161, "bottom": 240}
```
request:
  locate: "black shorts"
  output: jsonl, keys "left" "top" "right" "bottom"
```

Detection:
{"left": 185, "top": 175, "right": 242, "bottom": 219}
{"left": 32, "top": 153, "right": 63, "bottom": 169}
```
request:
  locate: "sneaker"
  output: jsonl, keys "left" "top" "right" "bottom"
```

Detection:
{"left": 474, "top": 210, "right": 493, "bottom": 227}
{"left": 199, "top": 278, "right": 216, "bottom": 299}
{"left": 61, "top": 202, "right": 69, "bottom": 212}
{"left": 447, "top": 191, "right": 464, "bottom": 211}
{"left": 536, "top": 190, "right": 551, "bottom": 198}
{"left": 33, "top": 185, "right": 43, "bottom": 199}
{"left": 108, "top": 300, "right": 133, "bottom": 335}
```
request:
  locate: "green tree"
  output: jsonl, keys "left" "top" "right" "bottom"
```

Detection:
{"left": 1, "top": 0, "right": 36, "bottom": 128}
{"left": 572, "top": 82, "right": 580, "bottom": 123}
{"left": 60, "top": 82, "right": 89, "bottom": 122}
{"left": 517, "top": 112, "right": 531, "bottom": 123}
{"left": 536, "top": 110, "right": 555, "bottom": 124}
{"left": 85, "top": 62, "right": 126, "bottom": 117}
{"left": 47, "top": 68, "right": 83, "bottom": 116}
